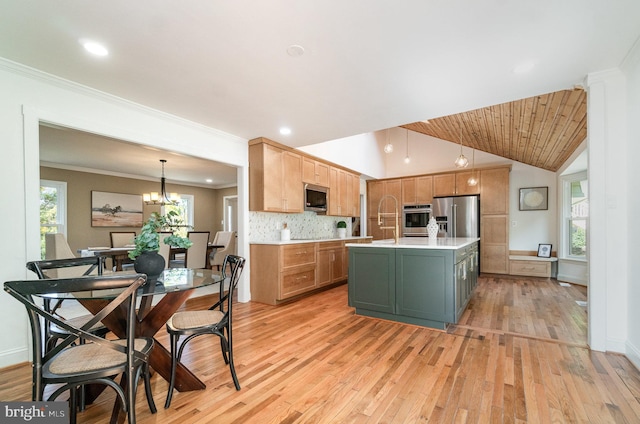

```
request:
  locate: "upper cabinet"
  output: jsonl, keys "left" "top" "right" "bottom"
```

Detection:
{"left": 302, "top": 157, "right": 330, "bottom": 187}
{"left": 329, "top": 166, "right": 360, "bottom": 217}
{"left": 250, "top": 138, "right": 360, "bottom": 216}
{"left": 402, "top": 176, "right": 433, "bottom": 205}
{"left": 249, "top": 140, "right": 303, "bottom": 213}
{"left": 433, "top": 172, "right": 480, "bottom": 197}
{"left": 480, "top": 167, "right": 509, "bottom": 215}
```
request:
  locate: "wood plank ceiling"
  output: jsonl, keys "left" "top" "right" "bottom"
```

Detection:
{"left": 401, "top": 89, "right": 587, "bottom": 172}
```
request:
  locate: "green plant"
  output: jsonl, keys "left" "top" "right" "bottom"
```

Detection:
{"left": 336, "top": 221, "right": 347, "bottom": 229}
{"left": 128, "top": 211, "right": 193, "bottom": 260}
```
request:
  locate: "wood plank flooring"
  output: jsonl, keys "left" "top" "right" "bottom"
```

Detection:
{"left": 2, "top": 275, "right": 639, "bottom": 423}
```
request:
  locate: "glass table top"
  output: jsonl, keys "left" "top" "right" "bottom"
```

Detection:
{"left": 39, "top": 268, "right": 223, "bottom": 300}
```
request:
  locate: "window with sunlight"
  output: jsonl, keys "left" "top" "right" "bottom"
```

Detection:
{"left": 563, "top": 173, "right": 588, "bottom": 259}
{"left": 164, "top": 194, "right": 194, "bottom": 237}
{"left": 40, "top": 180, "right": 67, "bottom": 259}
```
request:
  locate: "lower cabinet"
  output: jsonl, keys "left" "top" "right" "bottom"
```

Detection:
{"left": 348, "top": 242, "right": 478, "bottom": 329}
{"left": 251, "top": 240, "right": 354, "bottom": 305}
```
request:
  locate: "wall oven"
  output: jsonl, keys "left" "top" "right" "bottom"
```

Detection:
{"left": 402, "top": 204, "right": 432, "bottom": 236}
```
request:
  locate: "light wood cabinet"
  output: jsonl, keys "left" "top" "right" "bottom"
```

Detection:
{"left": 402, "top": 176, "right": 433, "bottom": 205}
{"left": 329, "top": 166, "right": 360, "bottom": 217}
{"left": 302, "top": 157, "right": 330, "bottom": 187}
{"left": 249, "top": 141, "right": 303, "bottom": 213}
{"left": 367, "top": 179, "right": 401, "bottom": 240}
{"left": 455, "top": 171, "right": 480, "bottom": 195}
{"left": 433, "top": 173, "right": 456, "bottom": 197}
{"left": 480, "top": 215, "right": 509, "bottom": 274}
{"left": 317, "top": 241, "right": 345, "bottom": 287}
{"left": 480, "top": 167, "right": 510, "bottom": 215}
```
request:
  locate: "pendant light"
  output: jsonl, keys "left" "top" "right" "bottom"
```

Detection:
{"left": 143, "top": 159, "right": 180, "bottom": 205}
{"left": 454, "top": 125, "right": 468, "bottom": 168}
{"left": 383, "top": 128, "right": 393, "bottom": 153}
{"left": 404, "top": 129, "right": 410, "bottom": 164}
{"left": 467, "top": 148, "right": 478, "bottom": 186}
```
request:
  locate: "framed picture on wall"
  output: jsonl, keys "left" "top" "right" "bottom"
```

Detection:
{"left": 537, "top": 243, "right": 552, "bottom": 258}
{"left": 91, "top": 191, "right": 143, "bottom": 227}
{"left": 519, "top": 186, "right": 548, "bottom": 211}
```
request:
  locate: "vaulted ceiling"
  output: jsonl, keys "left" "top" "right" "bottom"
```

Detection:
{"left": 402, "top": 89, "right": 587, "bottom": 172}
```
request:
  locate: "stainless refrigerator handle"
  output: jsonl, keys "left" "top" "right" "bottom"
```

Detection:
{"left": 452, "top": 203, "right": 457, "bottom": 238}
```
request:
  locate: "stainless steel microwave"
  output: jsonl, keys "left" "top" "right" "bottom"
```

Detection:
{"left": 304, "top": 184, "right": 328, "bottom": 214}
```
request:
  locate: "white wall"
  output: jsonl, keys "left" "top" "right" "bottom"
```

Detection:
{"left": 622, "top": 39, "right": 640, "bottom": 369}
{"left": 0, "top": 60, "right": 249, "bottom": 367}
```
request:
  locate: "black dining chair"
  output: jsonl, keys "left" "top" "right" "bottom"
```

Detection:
{"left": 26, "top": 257, "right": 109, "bottom": 353}
{"left": 164, "top": 254, "right": 245, "bottom": 408}
{"left": 4, "top": 273, "right": 157, "bottom": 424}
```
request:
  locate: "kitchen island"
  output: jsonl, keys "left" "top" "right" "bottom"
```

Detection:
{"left": 346, "top": 237, "right": 479, "bottom": 330}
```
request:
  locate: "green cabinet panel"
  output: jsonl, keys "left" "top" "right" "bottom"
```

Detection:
{"left": 348, "top": 247, "right": 395, "bottom": 313}
{"left": 348, "top": 242, "right": 478, "bottom": 330}
{"left": 396, "top": 249, "right": 454, "bottom": 323}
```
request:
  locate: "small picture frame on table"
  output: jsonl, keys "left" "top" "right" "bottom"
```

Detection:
{"left": 537, "top": 243, "right": 552, "bottom": 258}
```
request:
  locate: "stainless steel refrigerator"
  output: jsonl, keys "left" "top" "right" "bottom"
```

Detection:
{"left": 432, "top": 195, "right": 480, "bottom": 238}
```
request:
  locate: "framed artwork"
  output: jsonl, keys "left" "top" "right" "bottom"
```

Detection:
{"left": 537, "top": 243, "right": 552, "bottom": 258}
{"left": 91, "top": 191, "right": 143, "bottom": 227}
{"left": 519, "top": 186, "right": 548, "bottom": 211}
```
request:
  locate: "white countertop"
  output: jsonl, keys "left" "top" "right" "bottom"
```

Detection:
{"left": 250, "top": 236, "right": 372, "bottom": 245}
{"left": 346, "top": 237, "right": 480, "bottom": 250}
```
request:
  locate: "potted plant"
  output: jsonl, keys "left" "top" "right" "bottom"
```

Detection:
{"left": 128, "top": 211, "right": 193, "bottom": 280}
{"left": 336, "top": 220, "right": 347, "bottom": 238}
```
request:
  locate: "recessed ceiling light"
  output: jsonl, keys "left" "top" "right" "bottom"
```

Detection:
{"left": 279, "top": 127, "right": 292, "bottom": 135}
{"left": 205, "top": 179, "right": 213, "bottom": 183}
{"left": 82, "top": 41, "right": 109, "bottom": 56}
{"left": 512, "top": 61, "right": 535, "bottom": 74}
{"left": 286, "top": 45, "right": 305, "bottom": 57}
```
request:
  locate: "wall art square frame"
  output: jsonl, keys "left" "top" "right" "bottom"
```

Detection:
{"left": 537, "top": 243, "right": 552, "bottom": 258}
{"left": 91, "top": 191, "right": 143, "bottom": 227}
{"left": 519, "top": 186, "right": 548, "bottom": 211}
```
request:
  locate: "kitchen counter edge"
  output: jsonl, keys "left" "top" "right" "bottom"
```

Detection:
{"left": 250, "top": 236, "right": 372, "bottom": 245}
{"left": 345, "top": 237, "right": 480, "bottom": 250}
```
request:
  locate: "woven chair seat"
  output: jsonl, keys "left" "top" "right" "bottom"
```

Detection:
{"left": 46, "top": 338, "right": 152, "bottom": 375}
{"left": 168, "top": 310, "right": 224, "bottom": 330}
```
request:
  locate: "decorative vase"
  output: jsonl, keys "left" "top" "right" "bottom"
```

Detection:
{"left": 337, "top": 228, "right": 347, "bottom": 238}
{"left": 133, "top": 251, "right": 165, "bottom": 282}
{"left": 427, "top": 217, "right": 439, "bottom": 239}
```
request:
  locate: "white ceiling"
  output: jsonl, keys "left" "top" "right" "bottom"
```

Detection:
{"left": 2, "top": 1, "right": 639, "bottom": 184}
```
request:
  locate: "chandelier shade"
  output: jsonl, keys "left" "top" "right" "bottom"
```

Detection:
{"left": 454, "top": 125, "right": 468, "bottom": 168}
{"left": 143, "top": 159, "right": 180, "bottom": 205}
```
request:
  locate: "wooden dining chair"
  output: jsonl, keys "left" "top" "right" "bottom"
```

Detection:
{"left": 4, "top": 273, "right": 157, "bottom": 424}
{"left": 164, "top": 254, "right": 245, "bottom": 408}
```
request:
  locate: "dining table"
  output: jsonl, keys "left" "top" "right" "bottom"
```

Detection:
{"left": 40, "top": 267, "right": 223, "bottom": 422}
{"left": 82, "top": 243, "right": 224, "bottom": 271}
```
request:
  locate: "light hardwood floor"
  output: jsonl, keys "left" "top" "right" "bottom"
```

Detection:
{"left": 2, "top": 275, "right": 639, "bottom": 423}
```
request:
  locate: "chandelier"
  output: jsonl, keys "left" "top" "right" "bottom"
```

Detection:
{"left": 454, "top": 125, "right": 469, "bottom": 168}
{"left": 143, "top": 159, "right": 180, "bottom": 205}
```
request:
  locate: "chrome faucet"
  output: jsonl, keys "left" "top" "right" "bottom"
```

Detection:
{"left": 377, "top": 194, "right": 400, "bottom": 244}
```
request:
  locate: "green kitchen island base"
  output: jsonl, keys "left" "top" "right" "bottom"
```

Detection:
{"left": 347, "top": 238, "right": 479, "bottom": 330}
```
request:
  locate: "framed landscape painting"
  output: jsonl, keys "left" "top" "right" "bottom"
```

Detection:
{"left": 91, "top": 191, "right": 143, "bottom": 227}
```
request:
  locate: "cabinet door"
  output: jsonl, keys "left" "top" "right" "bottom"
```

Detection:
{"left": 402, "top": 178, "right": 417, "bottom": 205}
{"left": 282, "top": 151, "right": 303, "bottom": 212}
{"left": 384, "top": 179, "right": 402, "bottom": 214}
{"left": 263, "top": 144, "right": 286, "bottom": 211}
{"left": 350, "top": 173, "right": 360, "bottom": 217}
{"left": 480, "top": 168, "right": 509, "bottom": 215}
{"left": 316, "top": 162, "right": 330, "bottom": 187}
{"left": 302, "top": 157, "right": 317, "bottom": 184}
{"left": 455, "top": 172, "right": 480, "bottom": 195}
{"left": 433, "top": 174, "right": 456, "bottom": 197}
{"left": 480, "top": 215, "right": 509, "bottom": 273}
{"left": 348, "top": 247, "right": 395, "bottom": 313}
{"left": 396, "top": 249, "right": 455, "bottom": 323}
{"left": 339, "top": 169, "right": 349, "bottom": 216}
{"left": 367, "top": 181, "right": 384, "bottom": 219}
{"left": 329, "top": 167, "right": 340, "bottom": 215}
{"left": 316, "top": 249, "right": 332, "bottom": 286}
{"left": 415, "top": 176, "right": 433, "bottom": 204}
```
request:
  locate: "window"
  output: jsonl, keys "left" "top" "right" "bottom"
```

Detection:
{"left": 163, "top": 194, "right": 194, "bottom": 237}
{"left": 40, "top": 180, "right": 67, "bottom": 259}
{"left": 561, "top": 172, "right": 588, "bottom": 259}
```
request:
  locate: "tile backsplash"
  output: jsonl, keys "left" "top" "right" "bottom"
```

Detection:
{"left": 249, "top": 211, "right": 353, "bottom": 242}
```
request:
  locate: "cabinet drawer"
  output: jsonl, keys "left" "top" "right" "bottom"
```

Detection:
{"left": 510, "top": 260, "right": 550, "bottom": 277}
{"left": 318, "top": 241, "right": 343, "bottom": 251}
{"left": 282, "top": 244, "right": 316, "bottom": 268}
{"left": 280, "top": 265, "right": 316, "bottom": 299}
